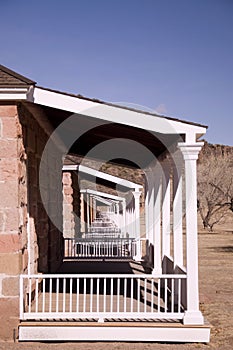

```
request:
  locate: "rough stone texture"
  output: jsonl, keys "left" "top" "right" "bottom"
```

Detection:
{"left": 2, "top": 277, "right": 19, "bottom": 297}
{"left": 0, "top": 298, "right": 19, "bottom": 341}
{"left": 0, "top": 234, "right": 20, "bottom": 253}
{"left": 0, "top": 253, "right": 22, "bottom": 275}
{"left": 17, "top": 104, "right": 64, "bottom": 274}
{"left": 0, "top": 102, "right": 64, "bottom": 340}
{"left": 63, "top": 172, "right": 80, "bottom": 240}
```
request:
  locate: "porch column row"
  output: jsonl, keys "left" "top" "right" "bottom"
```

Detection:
{"left": 145, "top": 154, "right": 184, "bottom": 275}
{"left": 145, "top": 166, "right": 162, "bottom": 274}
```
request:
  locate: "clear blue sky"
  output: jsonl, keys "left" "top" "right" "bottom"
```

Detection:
{"left": 1, "top": 0, "right": 232, "bottom": 145}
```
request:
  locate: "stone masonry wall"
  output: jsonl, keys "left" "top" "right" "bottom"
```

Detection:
{"left": 18, "top": 104, "right": 64, "bottom": 274}
{"left": 0, "top": 104, "right": 27, "bottom": 340}
{"left": 63, "top": 171, "right": 80, "bottom": 240}
{"left": 0, "top": 103, "right": 64, "bottom": 340}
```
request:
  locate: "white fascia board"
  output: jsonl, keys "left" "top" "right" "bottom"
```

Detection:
{"left": 32, "top": 87, "right": 207, "bottom": 139}
{"left": 62, "top": 164, "right": 79, "bottom": 171}
{"left": 92, "top": 195, "right": 115, "bottom": 206}
{"left": 0, "top": 87, "right": 29, "bottom": 100}
{"left": 79, "top": 165, "right": 142, "bottom": 190}
{"left": 62, "top": 164, "right": 142, "bottom": 190}
{"left": 81, "top": 189, "right": 125, "bottom": 202}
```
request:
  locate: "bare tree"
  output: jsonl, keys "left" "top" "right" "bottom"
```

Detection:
{"left": 197, "top": 153, "right": 233, "bottom": 232}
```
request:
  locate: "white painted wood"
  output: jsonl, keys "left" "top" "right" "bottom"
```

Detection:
{"left": 173, "top": 152, "right": 184, "bottom": 267}
{"left": 152, "top": 165, "right": 162, "bottom": 274}
{"left": 32, "top": 87, "right": 207, "bottom": 139}
{"left": 0, "top": 87, "right": 28, "bottom": 100}
{"left": 179, "top": 142, "right": 204, "bottom": 325}
{"left": 19, "top": 324, "right": 210, "bottom": 343}
{"left": 162, "top": 160, "right": 171, "bottom": 259}
{"left": 64, "top": 237, "right": 136, "bottom": 258}
{"left": 132, "top": 190, "right": 142, "bottom": 260}
{"left": 147, "top": 174, "right": 154, "bottom": 244}
{"left": 81, "top": 189, "right": 126, "bottom": 202}
{"left": 63, "top": 164, "right": 142, "bottom": 190}
{"left": 20, "top": 273, "right": 187, "bottom": 322}
{"left": 86, "top": 193, "right": 90, "bottom": 230}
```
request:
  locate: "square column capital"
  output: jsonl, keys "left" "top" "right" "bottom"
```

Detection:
{"left": 178, "top": 142, "right": 204, "bottom": 161}
{"left": 132, "top": 190, "right": 141, "bottom": 199}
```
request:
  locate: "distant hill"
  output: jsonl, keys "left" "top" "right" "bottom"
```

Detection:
{"left": 198, "top": 141, "right": 233, "bottom": 164}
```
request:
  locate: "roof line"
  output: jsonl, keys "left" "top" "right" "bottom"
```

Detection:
{"left": 0, "top": 64, "right": 36, "bottom": 85}
{"left": 62, "top": 164, "right": 142, "bottom": 190}
{"left": 36, "top": 85, "right": 208, "bottom": 129}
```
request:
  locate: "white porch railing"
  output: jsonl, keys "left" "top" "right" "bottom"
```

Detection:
{"left": 20, "top": 274, "right": 186, "bottom": 321}
{"left": 64, "top": 238, "right": 136, "bottom": 259}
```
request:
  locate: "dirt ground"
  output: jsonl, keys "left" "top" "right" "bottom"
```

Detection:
{"left": 0, "top": 228, "right": 232, "bottom": 350}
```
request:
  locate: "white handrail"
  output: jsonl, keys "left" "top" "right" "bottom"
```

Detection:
{"left": 20, "top": 273, "right": 187, "bottom": 322}
{"left": 64, "top": 237, "right": 136, "bottom": 259}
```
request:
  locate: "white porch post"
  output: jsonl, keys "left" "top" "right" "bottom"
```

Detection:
{"left": 86, "top": 193, "right": 90, "bottom": 231}
{"left": 152, "top": 164, "right": 162, "bottom": 274}
{"left": 161, "top": 160, "right": 171, "bottom": 260}
{"left": 145, "top": 177, "right": 149, "bottom": 242}
{"left": 93, "top": 197, "right": 97, "bottom": 221}
{"left": 116, "top": 202, "right": 120, "bottom": 229}
{"left": 147, "top": 180, "right": 154, "bottom": 245}
{"left": 145, "top": 170, "right": 154, "bottom": 268}
{"left": 173, "top": 152, "right": 184, "bottom": 268}
{"left": 145, "top": 166, "right": 162, "bottom": 274}
{"left": 179, "top": 142, "right": 204, "bottom": 325}
{"left": 132, "top": 189, "right": 142, "bottom": 260}
{"left": 122, "top": 200, "right": 126, "bottom": 237}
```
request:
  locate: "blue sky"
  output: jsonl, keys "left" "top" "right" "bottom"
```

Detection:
{"left": 1, "top": 0, "right": 232, "bottom": 145}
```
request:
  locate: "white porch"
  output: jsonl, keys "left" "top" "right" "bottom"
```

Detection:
{"left": 15, "top": 84, "right": 210, "bottom": 342}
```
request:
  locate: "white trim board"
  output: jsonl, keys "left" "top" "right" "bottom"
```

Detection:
{"left": 19, "top": 324, "right": 210, "bottom": 343}
{"left": 32, "top": 87, "right": 207, "bottom": 143}
{"left": 63, "top": 164, "right": 142, "bottom": 190}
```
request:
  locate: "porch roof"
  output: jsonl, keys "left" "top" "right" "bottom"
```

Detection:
{"left": 0, "top": 64, "right": 207, "bottom": 143}
{"left": 31, "top": 86, "right": 207, "bottom": 143}
{"left": 63, "top": 164, "right": 142, "bottom": 191}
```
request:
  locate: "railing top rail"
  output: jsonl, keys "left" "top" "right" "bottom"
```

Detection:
{"left": 20, "top": 273, "right": 187, "bottom": 279}
{"left": 75, "top": 238, "right": 135, "bottom": 241}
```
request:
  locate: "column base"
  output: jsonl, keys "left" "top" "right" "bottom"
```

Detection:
{"left": 183, "top": 311, "right": 204, "bottom": 325}
{"left": 133, "top": 254, "right": 143, "bottom": 262}
{"left": 133, "top": 239, "right": 142, "bottom": 261}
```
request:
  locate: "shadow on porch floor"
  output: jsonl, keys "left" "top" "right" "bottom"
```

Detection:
{"left": 56, "top": 259, "right": 151, "bottom": 275}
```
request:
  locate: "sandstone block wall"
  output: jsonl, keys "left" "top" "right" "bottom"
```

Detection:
{"left": 63, "top": 171, "right": 81, "bottom": 239}
{"left": 0, "top": 104, "right": 26, "bottom": 340}
{"left": 0, "top": 103, "right": 64, "bottom": 340}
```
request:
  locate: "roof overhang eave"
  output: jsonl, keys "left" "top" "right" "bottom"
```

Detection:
{"left": 30, "top": 87, "right": 207, "bottom": 141}
{"left": 63, "top": 164, "right": 142, "bottom": 191}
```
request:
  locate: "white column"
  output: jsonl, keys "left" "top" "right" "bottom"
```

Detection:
{"left": 93, "top": 197, "right": 97, "bottom": 221}
{"left": 152, "top": 164, "right": 162, "bottom": 275}
{"left": 161, "top": 160, "right": 171, "bottom": 259}
{"left": 179, "top": 142, "right": 204, "bottom": 325}
{"left": 86, "top": 193, "right": 90, "bottom": 231}
{"left": 116, "top": 202, "right": 120, "bottom": 228}
{"left": 133, "top": 189, "right": 142, "bottom": 260}
{"left": 148, "top": 183, "right": 154, "bottom": 245}
{"left": 121, "top": 200, "right": 126, "bottom": 237}
{"left": 173, "top": 153, "right": 184, "bottom": 268}
{"left": 125, "top": 205, "right": 131, "bottom": 237}
{"left": 145, "top": 177, "right": 150, "bottom": 241}
{"left": 145, "top": 169, "right": 155, "bottom": 269}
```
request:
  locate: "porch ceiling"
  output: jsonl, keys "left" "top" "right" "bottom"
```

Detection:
{"left": 29, "top": 103, "right": 183, "bottom": 168}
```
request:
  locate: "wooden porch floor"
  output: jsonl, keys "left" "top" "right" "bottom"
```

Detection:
{"left": 29, "top": 260, "right": 166, "bottom": 315}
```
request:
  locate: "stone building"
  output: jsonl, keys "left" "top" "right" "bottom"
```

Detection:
{"left": 0, "top": 64, "right": 210, "bottom": 342}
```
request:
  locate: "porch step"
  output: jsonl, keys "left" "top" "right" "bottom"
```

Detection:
{"left": 18, "top": 320, "right": 210, "bottom": 343}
